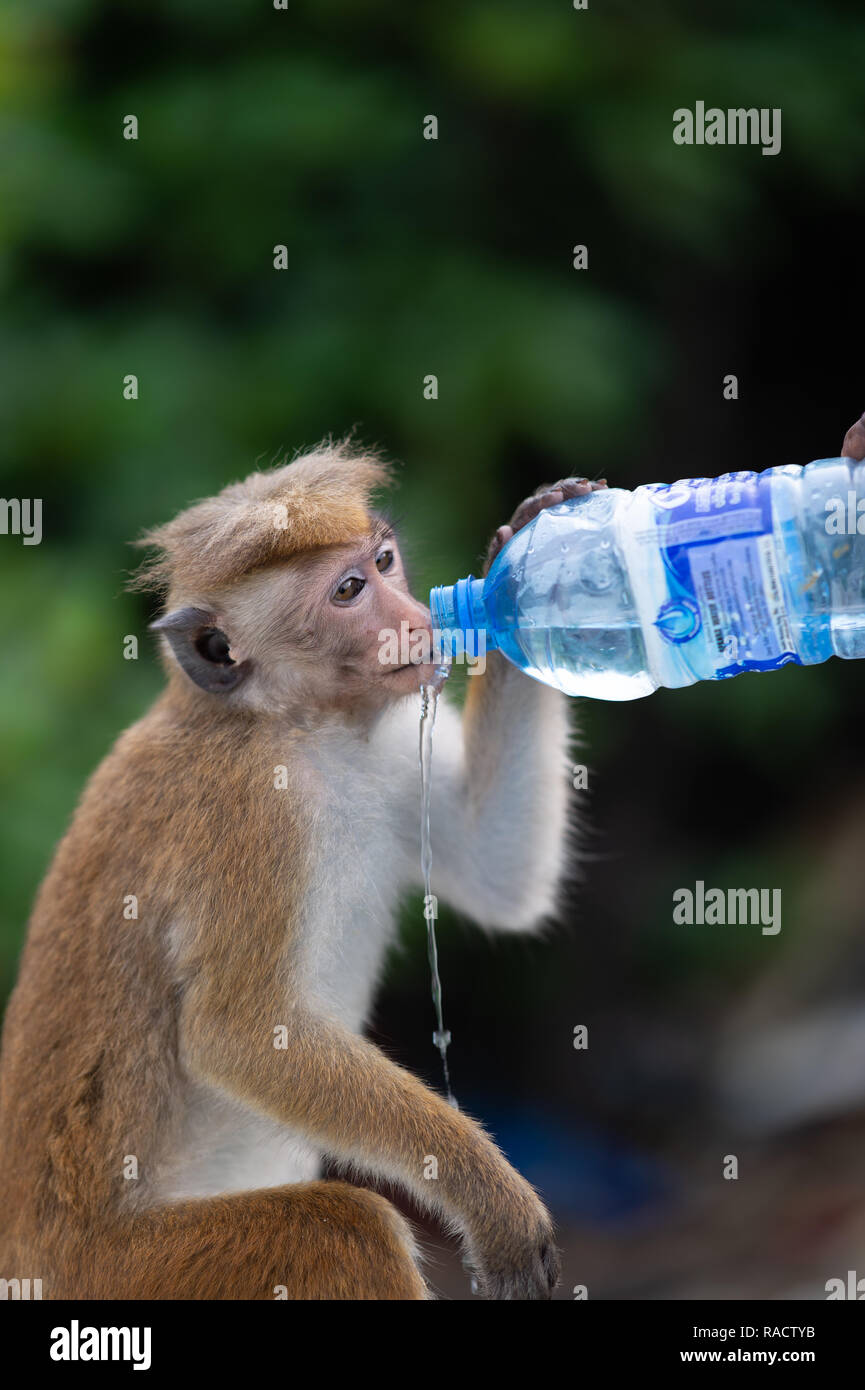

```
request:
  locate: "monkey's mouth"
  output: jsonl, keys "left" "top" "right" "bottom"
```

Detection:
{"left": 387, "top": 662, "right": 432, "bottom": 678}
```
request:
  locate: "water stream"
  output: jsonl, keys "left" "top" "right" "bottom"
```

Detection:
{"left": 419, "top": 665, "right": 457, "bottom": 1107}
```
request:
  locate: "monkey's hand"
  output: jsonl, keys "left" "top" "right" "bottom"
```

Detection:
{"left": 484, "top": 476, "right": 608, "bottom": 575}
{"left": 462, "top": 1171, "right": 560, "bottom": 1300}
{"left": 841, "top": 410, "right": 865, "bottom": 461}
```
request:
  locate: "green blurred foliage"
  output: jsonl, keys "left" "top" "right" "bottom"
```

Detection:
{"left": 2, "top": 0, "right": 865, "bottom": 1114}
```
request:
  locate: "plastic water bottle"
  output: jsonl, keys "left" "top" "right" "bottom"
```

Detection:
{"left": 429, "top": 461, "right": 865, "bottom": 700}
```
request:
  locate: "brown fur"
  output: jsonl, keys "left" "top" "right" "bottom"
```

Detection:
{"left": 129, "top": 439, "right": 392, "bottom": 601}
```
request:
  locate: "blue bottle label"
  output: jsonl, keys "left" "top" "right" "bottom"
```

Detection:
{"left": 645, "top": 472, "right": 800, "bottom": 677}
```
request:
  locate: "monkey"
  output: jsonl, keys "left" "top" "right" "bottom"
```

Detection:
{"left": 0, "top": 441, "right": 599, "bottom": 1300}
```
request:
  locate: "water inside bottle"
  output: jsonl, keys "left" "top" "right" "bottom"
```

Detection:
{"left": 511, "top": 624, "right": 656, "bottom": 699}
{"left": 488, "top": 493, "right": 657, "bottom": 698}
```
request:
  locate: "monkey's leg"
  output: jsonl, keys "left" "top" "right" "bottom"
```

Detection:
{"left": 63, "top": 1181, "right": 428, "bottom": 1300}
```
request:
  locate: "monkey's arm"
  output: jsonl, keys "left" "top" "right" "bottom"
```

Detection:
{"left": 180, "top": 989, "right": 557, "bottom": 1298}
{"left": 407, "top": 478, "right": 598, "bottom": 931}
{"left": 417, "top": 660, "right": 572, "bottom": 931}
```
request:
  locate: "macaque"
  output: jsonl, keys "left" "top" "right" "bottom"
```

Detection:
{"left": 0, "top": 442, "right": 598, "bottom": 1300}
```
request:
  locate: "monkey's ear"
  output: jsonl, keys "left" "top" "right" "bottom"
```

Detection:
{"left": 150, "top": 606, "right": 251, "bottom": 693}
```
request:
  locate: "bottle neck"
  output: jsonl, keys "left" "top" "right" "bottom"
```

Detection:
{"left": 429, "top": 576, "right": 497, "bottom": 657}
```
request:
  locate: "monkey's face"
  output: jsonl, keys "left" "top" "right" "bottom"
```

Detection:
{"left": 155, "top": 524, "right": 437, "bottom": 721}
{"left": 319, "top": 527, "right": 438, "bottom": 707}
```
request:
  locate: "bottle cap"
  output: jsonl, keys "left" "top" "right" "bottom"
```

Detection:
{"left": 429, "top": 577, "right": 495, "bottom": 657}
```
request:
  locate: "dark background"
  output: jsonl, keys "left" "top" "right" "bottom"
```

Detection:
{"left": 3, "top": 0, "right": 865, "bottom": 1298}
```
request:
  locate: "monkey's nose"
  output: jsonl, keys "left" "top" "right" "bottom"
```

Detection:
{"left": 409, "top": 599, "right": 432, "bottom": 626}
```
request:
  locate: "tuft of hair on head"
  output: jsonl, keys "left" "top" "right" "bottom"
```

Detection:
{"left": 129, "top": 439, "right": 395, "bottom": 602}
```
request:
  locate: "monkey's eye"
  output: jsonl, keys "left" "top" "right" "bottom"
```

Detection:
{"left": 195, "top": 629, "right": 234, "bottom": 665}
{"left": 375, "top": 549, "right": 395, "bottom": 573}
{"left": 333, "top": 576, "right": 365, "bottom": 603}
